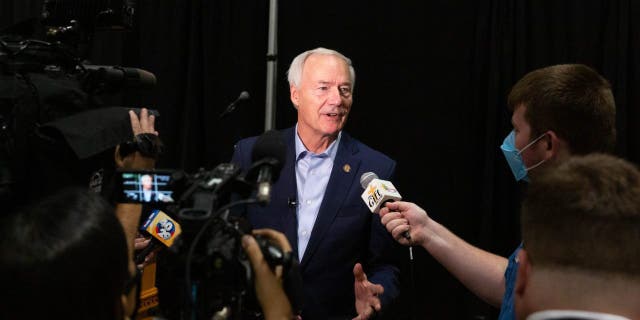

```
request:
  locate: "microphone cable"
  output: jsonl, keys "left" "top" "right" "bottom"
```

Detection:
{"left": 184, "top": 197, "right": 258, "bottom": 320}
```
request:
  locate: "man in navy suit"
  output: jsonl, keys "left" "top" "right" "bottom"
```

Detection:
{"left": 232, "top": 47, "right": 400, "bottom": 319}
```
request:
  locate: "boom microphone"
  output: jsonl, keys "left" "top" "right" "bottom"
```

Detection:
{"left": 135, "top": 209, "right": 183, "bottom": 264}
{"left": 82, "top": 65, "right": 157, "bottom": 89}
{"left": 360, "top": 172, "right": 410, "bottom": 240}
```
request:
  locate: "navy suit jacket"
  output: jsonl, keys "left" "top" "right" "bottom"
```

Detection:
{"left": 232, "top": 127, "right": 400, "bottom": 319}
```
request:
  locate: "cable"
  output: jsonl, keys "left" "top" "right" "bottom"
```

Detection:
{"left": 408, "top": 246, "right": 415, "bottom": 320}
{"left": 183, "top": 197, "right": 258, "bottom": 320}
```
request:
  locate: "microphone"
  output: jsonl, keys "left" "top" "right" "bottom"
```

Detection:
{"left": 247, "top": 130, "right": 286, "bottom": 205}
{"left": 287, "top": 197, "right": 297, "bottom": 208}
{"left": 219, "top": 91, "right": 250, "bottom": 119}
{"left": 360, "top": 172, "right": 410, "bottom": 240}
{"left": 82, "top": 65, "right": 157, "bottom": 90}
{"left": 360, "top": 172, "right": 402, "bottom": 214}
{"left": 135, "top": 209, "right": 183, "bottom": 264}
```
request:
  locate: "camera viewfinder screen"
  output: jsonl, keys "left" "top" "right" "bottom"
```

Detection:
{"left": 120, "top": 172, "right": 174, "bottom": 203}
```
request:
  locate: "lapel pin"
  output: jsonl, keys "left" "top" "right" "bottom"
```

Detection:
{"left": 343, "top": 164, "right": 351, "bottom": 173}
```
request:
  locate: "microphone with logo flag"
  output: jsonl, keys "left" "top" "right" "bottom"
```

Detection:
{"left": 360, "top": 171, "right": 416, "bottom": 317}
{"left": 135, "top": 209, "right": 183, "bottom": 264}
{"left": 360, "top": 172, "right": 411, "bottom": 241}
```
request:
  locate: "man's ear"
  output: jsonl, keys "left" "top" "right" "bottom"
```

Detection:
{"left": 515, "top": 249, "right": 531, "bottom": 297}
{"left": 543, "top": 130, "right": 567, "bottom": 160}
{"left": 290, "top": 85, "right": 299, "bottom": 109}
{"left": 114, "top": 144, "right": 125, "bottom": 168}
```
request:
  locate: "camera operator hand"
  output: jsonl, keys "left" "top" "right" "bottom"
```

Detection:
{"left": 112, "top": 107, "right": 159, "bottom": 316}
{"left": 116, "top": 107, "right": 159, "bottom": 169}
{"left": 242, "top": 229, "right": 294, "bottom": 320}
{"left": 129, "top": 107, "right": 159, "bottom": 136}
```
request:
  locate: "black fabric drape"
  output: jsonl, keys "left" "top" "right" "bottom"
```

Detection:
{"left": 2, "top": 1, "right": 639, "bottom": 319}
{"left": 119, "top": 0, "right": 269, "bottom": 172}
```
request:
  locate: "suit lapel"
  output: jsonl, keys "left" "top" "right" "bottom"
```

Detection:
{"left": 300, "top": 132, "right": 361, "bottom": 268}
{"left": 279, "top": 127, "right": 299, "bottom": 258}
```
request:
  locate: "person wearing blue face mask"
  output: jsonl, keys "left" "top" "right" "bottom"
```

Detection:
{"left": 377, "top": 64, "right": 617, "bottom": 319}
{"left": 500, "top": 130, "right": 549, "bottom": 182}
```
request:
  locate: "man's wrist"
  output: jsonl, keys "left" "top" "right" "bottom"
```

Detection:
{"left": 120, "top": 133, "right": 163, "bottom": 159}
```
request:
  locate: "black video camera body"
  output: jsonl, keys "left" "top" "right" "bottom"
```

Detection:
{"left": 117, "top": 163, "right": 297, "bottom": 319}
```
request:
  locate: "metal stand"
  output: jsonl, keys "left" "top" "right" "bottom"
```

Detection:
{"left": 264, "top": 0, "right": 278, "bottom": 131}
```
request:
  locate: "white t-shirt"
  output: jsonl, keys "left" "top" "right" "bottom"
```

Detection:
{"left": 527, "top": 310, "right": 631, "bottom": 320}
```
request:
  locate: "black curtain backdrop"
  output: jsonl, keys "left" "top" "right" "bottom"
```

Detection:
{"left": 3, "top": 1, "right": 639, "bottom": 319}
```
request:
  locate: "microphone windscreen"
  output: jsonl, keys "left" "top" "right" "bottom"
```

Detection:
{"left": 251, "top": 130, "right": 286, "bottom": 172}
{"left": 137, "top": 69, "right": 157, "bottom": 87}
{"left": 238, "top": 91, "right": 250, "bottom": 101}
{"left": 360, "top": 172, "right": 378, "bottom": 189}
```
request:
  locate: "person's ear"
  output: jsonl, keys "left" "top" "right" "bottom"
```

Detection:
{"left": 290, "top": 85, "right": 299, "bottom": 109}
{"left": 515, "top": 249, "right": 531, "bottom": 297}
{"left": 542, "top": 130, "right": 564, "bottom": 160}
{"left": 115, "top": 144, "right": 126, "bottom": 168}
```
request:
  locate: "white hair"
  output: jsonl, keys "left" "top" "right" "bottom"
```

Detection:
{"left": 286, "top": 47, "right": 356, "bottom": 89}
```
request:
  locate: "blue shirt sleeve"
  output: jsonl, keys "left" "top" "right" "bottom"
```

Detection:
{"left": 497, "top": 242, "right": 523, "bottom": 320}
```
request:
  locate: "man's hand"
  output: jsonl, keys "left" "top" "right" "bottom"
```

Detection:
{"left": 129, "top": 107, "right": 158, "bottom": 136}
{"left": 378, "top": 201, "right": 429, "bottom": 247}
{"left": 352, "top": 263, "right": 384, "bottom": 320}
{"left": 116, "top": 108, "right": 158, "bottom": 169}
{"left": 134, "top": 233, "right": 159, "bottom": 269}
{"left": 242, "top": 229, "right": 294, "bottom": 320}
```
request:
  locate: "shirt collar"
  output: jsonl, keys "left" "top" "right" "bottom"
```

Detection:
{"left": 527, "top": 310, "right": 631, "bottom": 320}
{"left": 294, "top": 123, "right": 342, "bottom": 161}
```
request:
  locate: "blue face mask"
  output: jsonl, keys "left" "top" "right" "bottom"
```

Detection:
{"left": 500, "top": 130, "right": 547, "bottom": 182}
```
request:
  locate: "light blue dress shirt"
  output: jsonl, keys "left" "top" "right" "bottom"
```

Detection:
{"left": 294, "top": 127, "right": 342, "bottom": 259}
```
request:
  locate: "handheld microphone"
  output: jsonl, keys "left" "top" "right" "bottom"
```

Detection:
{"left": 360, "top": 172, "right": 410, "bottom": 240}
{"left": 219, "top": 91, "right": 250, "bottom": 119}
{"left": 135, "top": 209, "right": 183, "bottom": 264}
{"left": 360, "top": 172, "right": 416, "bottom": 319}
{"left": 246, "top": 130, "right": 286, "bottom": 205}
{"left": 360, "top": 172, "right": 402, "bottom": 214}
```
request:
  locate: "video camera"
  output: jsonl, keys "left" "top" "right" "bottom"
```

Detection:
{"left": 116, "top": 130, "right": 302, "bottom": 320}
{"left": 0, "top": 0, "right": 156, "bottom": 207}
